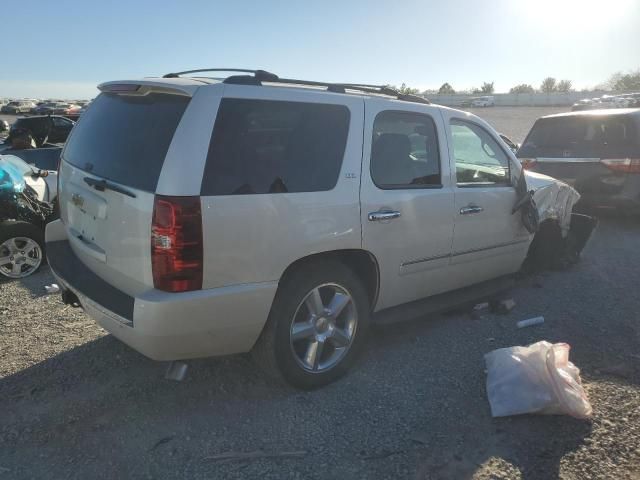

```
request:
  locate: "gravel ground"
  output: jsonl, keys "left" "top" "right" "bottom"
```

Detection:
{"left": 1, "top": 215, "right": 639, "bottom": 479}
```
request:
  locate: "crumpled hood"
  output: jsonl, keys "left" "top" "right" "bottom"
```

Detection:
{"left": 524, "top": 170, "right": 581, "bottom": 236}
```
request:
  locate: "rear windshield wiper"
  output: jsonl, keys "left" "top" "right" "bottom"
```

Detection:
{"left": 83, "top": 177, "right": 136, "bottom": 198}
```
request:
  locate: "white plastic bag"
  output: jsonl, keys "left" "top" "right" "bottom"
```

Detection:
{"left": 485, "top": 341, "right": 592, "bottom": 419}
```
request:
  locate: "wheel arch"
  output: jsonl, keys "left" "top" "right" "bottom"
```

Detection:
{"left": 278, "top": 249, "right": 380, "bottom": 311}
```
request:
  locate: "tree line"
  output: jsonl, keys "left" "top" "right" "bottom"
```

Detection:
{"left": 392, "top": 69, "right": 640, "bottom": 96}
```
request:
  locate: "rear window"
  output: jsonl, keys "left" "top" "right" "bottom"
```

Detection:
{"left": 63, "top": 92, "right": 189, "bottom": 192}
{"left": 200, "top": 99, "right": 350, "bottom": 195}
{"left": 518, "top": 115, "right": 640, "bottom": 158}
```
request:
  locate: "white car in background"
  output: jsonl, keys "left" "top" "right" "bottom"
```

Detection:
{"left": 471, "top": 96, "right": 495, "bottom": 107}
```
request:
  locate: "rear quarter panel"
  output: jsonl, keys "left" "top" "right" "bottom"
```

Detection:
{"left": 198, "top": 85, "right": 365, "bottom": 288}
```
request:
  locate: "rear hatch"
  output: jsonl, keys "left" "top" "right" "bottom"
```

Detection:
{"left": 517, "top": 114, "right": 640, "bottom": 193}
{"left": 58, "top": 85, "right": 192, "bottom": 296}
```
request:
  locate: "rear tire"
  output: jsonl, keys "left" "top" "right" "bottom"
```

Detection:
{"left": 252, "top": 260, "right": 371, "bottom": 389}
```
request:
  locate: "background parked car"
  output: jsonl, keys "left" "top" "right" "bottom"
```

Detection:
{"left": 32, "top": 102, "right": 60, "bottom": 115}
{"left": 0, "top": 154, "right": 56, "bottom": 279}
{"left": 571, "top": 99, "right": 595, "bottom": 111}
{"left": 471, "top": 96, "right": 495, "bottom": 107}
{"left": 517, "top": 109, "right": 640, "bottom": 214}
{"left": 1, "top": 101, "right": 37, "bottom": 114}
{"left": 6, "top": 115, "right": 75, "bottom": 146}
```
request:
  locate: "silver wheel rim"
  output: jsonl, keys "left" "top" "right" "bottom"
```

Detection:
{"left": 0, "top": 236, "right": 43, "bottom": 279}
{"left": 289, "top": 283, "right": 358, "bottom": 373}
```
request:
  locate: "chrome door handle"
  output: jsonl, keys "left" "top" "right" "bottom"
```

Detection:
{"left": 368, "top": 210, "right": 401, "bottom": 222}
{"left": 460, "top": 205, "right": 484, "bottom": 215}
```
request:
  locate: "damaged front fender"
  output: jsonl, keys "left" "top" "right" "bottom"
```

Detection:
{"left": 515, "top": 171, "right": 597, "bottom": 271}
{"left": 524, "top": 170, "right": 582, "bottom": 238}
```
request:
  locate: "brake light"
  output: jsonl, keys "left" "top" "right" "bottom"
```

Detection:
{"left": 519, "top": 158, "right": 537, "bottom": 170}
{"left": 151, "top": 196, "right": 203, "bottom": 292}
{"left": 99, "top": 83, "right": 141, "bottom": 93}
{"left": 601, "top": 158, "right": 640, "bottom": 173}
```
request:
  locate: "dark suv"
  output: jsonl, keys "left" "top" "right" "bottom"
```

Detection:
{"left": 517, "top": 109, "right": 640, "bottom": 213}
{"left": 7, "top": 116, "right": 75, "bottom": 146}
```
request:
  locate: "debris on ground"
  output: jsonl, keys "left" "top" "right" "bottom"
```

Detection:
{"left": 150, "top": 435, "right": 175, "bottom": 451}
{"left": 490, "top": 298, "right": 516, "bottom": 314}
{"left": 205, "top": 450, "right": 307, "bottom": 463}
{"left": 469, "top": 302, "right": 489, "bottom": 320}
{"left": 516, "top": 316, "right": 545, "bottom": 328}
{"left": 44, "top": 283, "right": 60, "bottom": 294}
{"left": 165, "top": 361, "right": 188, "bottom": 381}
{"left": 485, "top": 340, "right": 592, "bottom": 419}
{"left": 473, "top": 302, "right": 489, "bottom": 311}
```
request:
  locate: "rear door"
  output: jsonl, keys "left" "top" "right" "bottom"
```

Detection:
{"left": 360, "top": 100, "right": 456, "bottom": 310}
{"left": 441, "top": 112, "right": 530, "bottom": 287}
{"left": 58, "top": 85, "right": 199, "bottom": 296}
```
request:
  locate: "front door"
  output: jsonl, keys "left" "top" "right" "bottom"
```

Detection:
{"left": 360, "top": 100, "right": 456, "bottom": 311}
{"left": 441, "top": 113, "right": 530, "bottom": 288}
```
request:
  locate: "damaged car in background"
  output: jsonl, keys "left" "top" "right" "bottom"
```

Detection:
{"left": 45, "top": 70, "right": 595, "bottom": 389}
{"left": 0, "top": 154, "right": 56, "bottom": 279}
{"left": 518, "top": 109, "right": 640, "bottom": 215}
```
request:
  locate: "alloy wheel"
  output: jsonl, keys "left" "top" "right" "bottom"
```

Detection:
{"left": 289, "top": 283, "right": 358, "bottom": 373}
{"left": 0, "top": 237, "right": 43, "bottom": 278}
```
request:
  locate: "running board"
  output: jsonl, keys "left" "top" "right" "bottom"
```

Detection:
{"left": 372, "top": 275, "right": 515, "bottom": 325}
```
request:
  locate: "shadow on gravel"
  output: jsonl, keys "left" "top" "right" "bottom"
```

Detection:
{"left": 0, "top": 265, "right": 54, "bottom": 298}
{"left": 412, "top": 415, "right": 592, "bottom": 479}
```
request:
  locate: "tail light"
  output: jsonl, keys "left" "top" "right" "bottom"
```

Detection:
{"left": 601, "top": 158, "right": 640, "bottom": 174}
{"left": 519, "top": 158, "right": 537, "bottom": 170}
{"left": 151, "top": 195, "right": 203, "bottom": 292}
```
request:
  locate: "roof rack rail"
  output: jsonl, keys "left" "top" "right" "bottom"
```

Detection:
{"left": 161, "top": 69, "right": 430, "bottom": 104}
{"left": 162, "top": 68, "right": 278, "bottom": 82}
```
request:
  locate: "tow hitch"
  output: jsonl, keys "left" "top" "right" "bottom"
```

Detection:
{"left": 61, "top": 288, "right": 81, "bottom": 308}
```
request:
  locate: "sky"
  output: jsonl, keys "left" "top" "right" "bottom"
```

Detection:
{"left": 1, "top": 0, "right": 639, "bottom": 99}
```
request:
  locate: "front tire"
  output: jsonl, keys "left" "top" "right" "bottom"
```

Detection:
{"left": 253, "top": 261, "right": 371, "bottom": 389}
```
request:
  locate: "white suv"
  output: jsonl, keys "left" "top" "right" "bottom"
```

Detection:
{"left": 46, "top": 69, "right": 578, "bottom": 388}
{"left": 471, "top": 96, "right": 495, "bottom": 107}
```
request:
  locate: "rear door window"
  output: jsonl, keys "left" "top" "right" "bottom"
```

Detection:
{"left": 370, "top": 110, "right": 441, "bottom": 189}
{"left": 519, "top": 115, "right": 640, "bottom": 158}
{"left": 63, "top": 92, "right": 189, "bottom": 192}
{"left": 201, "top": 99, "right": 350, "bottom": 195}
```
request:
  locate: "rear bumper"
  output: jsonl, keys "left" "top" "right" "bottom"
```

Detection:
{"left": 45, "top": 220, "right": 278, "bottom": 361}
